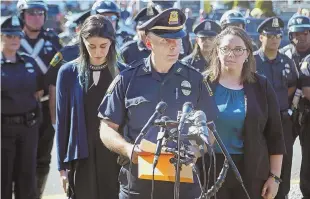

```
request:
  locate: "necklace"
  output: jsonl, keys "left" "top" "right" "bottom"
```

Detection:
{"left": 89, "top": 62, "right": 107, "bottom": 71}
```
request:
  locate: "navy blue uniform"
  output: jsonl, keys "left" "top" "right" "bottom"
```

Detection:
{"left": 182, "top": 51, "right": 208, "bottom": 72}
{"left": 19, "top": 28, "right": 62, "bottom": 197}
{"left": 47, "top": 44, "right": 128, "bottom": 86}
{"left": 298, "top": 55, "right": 310, "bottom": 198}
{"left": 254, "top": 49, "right": 298, "bottom": 198}
{"left": 1, "top": 52, "right": 44, "bottom": 199}
{"left": 98, "top": 57, "right": 218, "bottom": 199}
{"left": 120, "top": 40, "right": 151, "bottom": 65}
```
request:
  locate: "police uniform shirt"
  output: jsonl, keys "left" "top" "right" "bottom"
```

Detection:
{"left": 254, "top": 49, "right": 298, "bottom": 111}
{"left": 120, "top": 40, "right": 151, "bottom": 65}
{"left": 98, "top": 57, "right": 218, "bottom": 144}
{"left": 20, "top": 29, "right": 62, "bottom": 76}
{"left": 46, "top": 44, "right": 80, "bottom": 86}
{"left": 280, "top": 44, "right": 310, "bottom": 70}
{"left": 1, "top": 52, "right": 44, "bottom": 114}
{"left": 300, "top": 54, "right": 310, "bottom": 88}
{"left": 182, "top": 50, "right": 208, "bottom": 73}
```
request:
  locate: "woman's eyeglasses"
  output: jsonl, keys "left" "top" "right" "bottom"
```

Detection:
{"left": 219, "top": 47, "right": 248, "bottom": 56}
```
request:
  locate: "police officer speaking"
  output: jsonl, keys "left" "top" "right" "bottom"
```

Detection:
{"left": 254, "top": 17, "right": 298, "bottom": 199}
{"left": 16, "top": 0, "right": 62, "bottom": 198}
{"left": 1, "top": 16, "right": 44, "bottom": 199}
{"left": 98, "top": 8, "right": 218, "bottom": 199}
{"left": 182, "top": 19, "right": 221, "bottom": 72}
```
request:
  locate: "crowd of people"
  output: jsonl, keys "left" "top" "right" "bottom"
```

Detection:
{"left": 1, "top": 0, "right": 310, "bottom": 199}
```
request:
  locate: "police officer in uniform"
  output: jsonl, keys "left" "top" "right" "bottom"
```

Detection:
{"left": 254, "top": 17, "right": 299, "bottom": 199}
{"left": 16, "top": 0, "right": 62, "bottom": 198}
{"left": 220, "top": 10, "right": 258, "bottom": 51}
{"left": 120, "top": 6, "right": 159, "bottom": 64}
{"left": 298, "top": 54, "right": 310, "bottom": 199}
{"left": 182, "top": 19, "right": 221, "bottom": 72}
{"left": 91, "top": 0, "right": 134, "bottom": 49}
{"left": 98, "top": 8, "right": 218, "bottom": 199}
{"left": 1, "top": 16, "right": 44, "bottom": 199}
{"left": 279, "top": 15, "right": 310, "bottom": 199}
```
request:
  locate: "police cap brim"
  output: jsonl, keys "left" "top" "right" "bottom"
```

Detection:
{"left": 1, "top": 31, "right": 24, "bottom": 37}
{"left": 289, "top": 25, "right": 310, "bottom": 33}
{"left": 151, "top": 29, "right": 187, "bottom": 39}
{"left": 196, "top": 30, "right": 217, "bottom": 37}
{"left": 96, "top": 9, "right": 119, "bottom": 15}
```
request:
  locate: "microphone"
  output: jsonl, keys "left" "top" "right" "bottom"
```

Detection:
{"left": 177, "top": 102, "right": 194, "bottom": 132}
{"left": 136, "top": 101, "right": 168, "bottom": 142}
{"left": 153, "top": 119, "right": 179, "bottom": 127}
{"left": 192, "top": 111, "right": 211, "bottom": 146}
{"left": 153, "top": 116, "right": 170, "bottom": 168}
{"left": 208, "top": 121, "right": 244, "bottom": 185}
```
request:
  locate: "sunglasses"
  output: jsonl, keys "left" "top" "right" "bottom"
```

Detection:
{"left": 104, "top": 15, "right": 118, "bottom": 22}
{"left": 263, "top": 34, "right": 282, "bottom": 39}
{"left": 26, "top": 9, "right": 45, "bottom": 16}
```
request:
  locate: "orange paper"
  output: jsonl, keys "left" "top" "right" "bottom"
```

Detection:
{"left": 138, "top": 139, "right": 194, "bottom": 183}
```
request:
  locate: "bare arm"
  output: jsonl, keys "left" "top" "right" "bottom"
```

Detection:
{"left": 99, "top": 119, "right": 133, "bottom": 158}
{"left": 49, "top": 85, "right": 56, "bottom": 124}
{"left": 269, "top": 154, "right": 283, "bottom": 177}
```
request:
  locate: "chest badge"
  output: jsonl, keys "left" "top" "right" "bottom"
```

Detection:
{"left": 44, "top": 41, "right": 53, "bottom": 51}
{"left": 25, "top": 62, "right": 34, "bottom": 73}
{"left": 285, "top": 63, "right": 291, "bottom": 74}
{"left": 181, "top": 80, "right": 191, "bottom": 96}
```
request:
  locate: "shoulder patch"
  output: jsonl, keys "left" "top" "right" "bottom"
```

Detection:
{"left": 106, "top": 75, "right": 121, "bottom": 95}
{"left": 203, "top": 78, "right": 213, "bottom": 96}
{"left": 50, "top": 52, "right": 63, "bottom": 67}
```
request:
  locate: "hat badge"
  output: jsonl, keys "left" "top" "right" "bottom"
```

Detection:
{"left": 12, "top": 16, "right": 20, "bottom": 27}
{"left": 297, "top": 18, "right": 303, "bottom": 24}
{"left": 147, "top": 6, "right": 154, "bottom": 16}
{"left": 272, "top": 18, "right": 279, "bottom": 28}
{"left": 168, "top": 11, "right": 179, "bottom": 25}
{"left": 204, "top": 21, "right": 211, "bottom": 31}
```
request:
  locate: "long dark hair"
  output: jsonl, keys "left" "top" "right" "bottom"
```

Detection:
{"left": 76, "top": 14, "right": 118, "bottom": 91}
{"left": 204, "top": 26, "right": 256, "bottom": 83}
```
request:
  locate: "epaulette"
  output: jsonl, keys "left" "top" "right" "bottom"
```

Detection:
{"left": 120, "top": 40, "right": 136, "bottom": 51}
{"left": 178, "top": 60, "right": 200, "bottom": 73}
{"left": 129, "top": 59, "right": 145, "bottom": 69}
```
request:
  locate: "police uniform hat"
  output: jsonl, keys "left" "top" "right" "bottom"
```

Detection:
{"left": 220, "top": 10, "right": 245, "bottom": 28}
{"left": 137, "top": 8, "right": 186, "bottom": 39}
{"left": 17, "top": 0, "right": 48, "bottom": 12}
{"left": 134, "top": 6, "right": 159, "bottom": 26}
{"left": 257, "top": 17, "right": 284, "bottom": 35}
{"left": 91, "top": 0, "right": 120, "bottom": 16}
{"left": 288, "top": 15, "right": 310, "bottom": 33}
{"left": 1, "top": 16, "right": 24, "bottom": 37}
{"left": 194, "top": 19, "right": 221, "bottom": 37}
{"left": 73, "top": 10, "right": 91, "bottom": 27}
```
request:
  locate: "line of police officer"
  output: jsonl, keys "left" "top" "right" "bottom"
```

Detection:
{"left": 2, "top": 2, "right": 310, "bottom": 199}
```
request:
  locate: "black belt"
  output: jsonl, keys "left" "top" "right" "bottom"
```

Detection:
{"left": 2, "top": 108, "right": 37, "bottom": 125}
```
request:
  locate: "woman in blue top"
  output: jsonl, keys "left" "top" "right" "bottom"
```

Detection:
{"left": 56, "top": 15, "right": 120, "bottom": 199}
{"left": 202, "top": 26, "right": 286, "bottom": 199}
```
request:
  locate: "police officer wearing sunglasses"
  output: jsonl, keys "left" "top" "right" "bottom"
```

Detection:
{"left": 254, "top": 17, "right": 299, "bottom": 199}
{"left": 16, "top": 1, "right": 63, "bottom": 198}
{"left": 1, "top": 16, "right": 44, "bottom": 199}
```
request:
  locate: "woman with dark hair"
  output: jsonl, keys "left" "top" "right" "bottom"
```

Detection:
{"left": 56, "top": 15, "right": 120, "bottom": 199}
{"left": 203, "top": 26, "right": 285, "bottom": 199}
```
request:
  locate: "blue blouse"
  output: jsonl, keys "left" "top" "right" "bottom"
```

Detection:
{"left": 214, "top": 84, "right": 246, "bottom": 154}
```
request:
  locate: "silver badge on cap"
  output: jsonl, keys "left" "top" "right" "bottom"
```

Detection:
{"left": 181, "top": 80, "right": 191, "bottom": 96}
{"left": 12, "top": 16, "right": 20, "bottom": 27}
{"left": 272, "top": 18, "right": 279, "bottom": 28}
{"left": 147, "top": 6, "right": 154, "bottom": 16}
{"left": 297, "top": 18, "right": 303, "bottom": 24}
{"left": 204, "top": 21, "right": 211, "bottom": 31}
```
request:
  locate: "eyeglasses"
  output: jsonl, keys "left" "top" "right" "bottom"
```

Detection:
{"left": 219, "top": 47, "right": 247, "bottom": 56}
{"left": 263, "top": 34, "right": 282, "bottom": 39}
{"left": 104, "top": 15, "right": 118, "bottom": 22}
{"left": 26, "top": 9, "right": 45, "bottom": 16}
